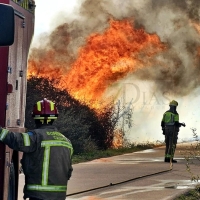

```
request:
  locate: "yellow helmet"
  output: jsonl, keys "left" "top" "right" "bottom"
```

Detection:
{"left": 169, "top": 100, "right": 178, "bottom": 106}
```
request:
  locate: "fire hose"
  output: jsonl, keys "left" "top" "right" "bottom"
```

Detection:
{"left": 66, "top": 168, "right": 172, "bottom": 197}
{"left": 67, "top": 123, "right": 186, "bottom": 197}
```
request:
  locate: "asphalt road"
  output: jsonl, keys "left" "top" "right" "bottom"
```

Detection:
{"left": 18, "top": 143, "right": 199, "bottom": 200}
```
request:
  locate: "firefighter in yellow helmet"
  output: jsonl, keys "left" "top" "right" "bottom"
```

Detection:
{"left": 0, "top": 98, "right": 73, "bottom": 200}
{"left": 161, "top": 100, "right": 185, "bottom": 163}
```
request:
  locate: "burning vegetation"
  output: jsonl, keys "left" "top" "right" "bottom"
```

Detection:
{"left": 26, "top": 77, "right": 128, "bottom": 153}
{"left": 28, "top": 19, "right": 165, "bottom": 107}
{"left": 27, "top": 0, "right": 200, "bottom": 148}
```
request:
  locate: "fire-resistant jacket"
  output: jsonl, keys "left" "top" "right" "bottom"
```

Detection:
{"left": 0, "top": 125, "right": 73, "bottom": 200}
{"left": 161, "top": 110, "right": 179, "bottom": 128}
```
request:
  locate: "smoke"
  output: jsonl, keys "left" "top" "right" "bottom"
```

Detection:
{"left": 99, "top": 0, "right": 200, "bottom": 96}
{"left": 30, "top": 0, "right": 200, "bottom": 142}
{"left": 31, "top": 0, "right": 200, "bottom": 96}
{"left": 130, "top": 0, "right": 200, "bottom": 96}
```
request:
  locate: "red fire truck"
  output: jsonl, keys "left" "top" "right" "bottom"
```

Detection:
{"left": 0, "top": 1, "right": 35, "bottom": 199}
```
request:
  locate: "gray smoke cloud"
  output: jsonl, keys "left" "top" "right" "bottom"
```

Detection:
{"left": 102, "top": 0, "right": 200, "bottom": 96}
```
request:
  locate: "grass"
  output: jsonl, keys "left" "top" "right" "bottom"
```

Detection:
{"left": 72, "top": 142, "right": 158, "bottom": 164}
{"left": 174, "top": 187, "right": 200, "bottom": 200}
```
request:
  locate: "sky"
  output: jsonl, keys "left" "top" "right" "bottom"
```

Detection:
{"left": 33, "top": 0, "right": 79, "bottom": 39}
{"left": 31, "top": 0, "right": 200, "bottom": 144}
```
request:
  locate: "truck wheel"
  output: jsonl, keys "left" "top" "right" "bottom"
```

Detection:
{"left": 8, "top": 163, "right": 15, "bottom": 200}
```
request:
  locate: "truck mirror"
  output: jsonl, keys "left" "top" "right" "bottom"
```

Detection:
{"left": 0, "top": 4, "right": 15, "bottom": 46}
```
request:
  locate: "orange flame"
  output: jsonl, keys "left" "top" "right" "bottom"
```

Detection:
{"left": 192, "top": 21, "right": 200, "bottom": 34}
{"left": 112, "top": 130, "right": 124, "bottom": 149}
{"left": 28, "top": 19, "right": 165, "bottom": 108}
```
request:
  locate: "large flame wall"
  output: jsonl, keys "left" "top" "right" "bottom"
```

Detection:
{"left": 28, "top": 19, "right": 165, "bottom": 105}
{"left": 29, "top": 0, "right": 200, "bottom": 102}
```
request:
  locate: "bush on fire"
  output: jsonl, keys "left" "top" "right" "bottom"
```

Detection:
{"left": 25, "top": 76, "right": 115, "bottom": 154}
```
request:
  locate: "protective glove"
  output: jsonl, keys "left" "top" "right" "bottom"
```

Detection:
{"left": 162, "top": 131, "right": 165, "bottom": 135}
{"left": 162, "top": 128, "right": 165, "bottom": 135}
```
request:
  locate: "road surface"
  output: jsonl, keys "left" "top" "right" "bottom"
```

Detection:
{"left": 18, "top": 143, "right": 199, "bottom": 200}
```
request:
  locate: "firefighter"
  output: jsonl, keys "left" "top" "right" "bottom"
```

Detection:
{"left": 161, "top": 100, "right": 185, "bottom": 163}
{"left": 0, "top": 98, "right": 73, "bottom": 200}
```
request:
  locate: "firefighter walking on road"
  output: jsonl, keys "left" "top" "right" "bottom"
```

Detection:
{"left": 161, "top": 100, "right": 185, "bottom": 163}
{"left": 0, "top": 98, "right": 73, "bottom": 200}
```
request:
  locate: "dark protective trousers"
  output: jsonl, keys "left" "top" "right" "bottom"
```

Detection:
{"left": 164, "top": 126, "right": 178, "bottom": 159}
